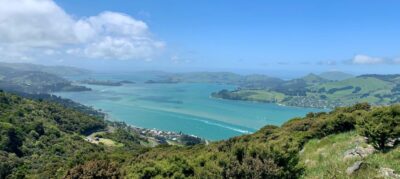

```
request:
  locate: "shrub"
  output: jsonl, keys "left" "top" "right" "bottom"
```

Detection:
{"left": 63, "top": 160, "right": 120, "bottom": 179}
{"left": 356, "top": 105, "right": 400, "bottom": 150}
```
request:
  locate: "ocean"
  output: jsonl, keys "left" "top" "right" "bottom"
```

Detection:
{"left": 55, "top": 73, "right": 323, "bottom": 140}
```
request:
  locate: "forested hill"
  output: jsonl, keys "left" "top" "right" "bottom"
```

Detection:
{"left": 0, "top": 65, "right": 90, "bottom": 94}
{"left": 0, "top": 90, "right": 102, "bottom": 178}
{"left": 1, "top": 91, "right": 399, "bottom": 178}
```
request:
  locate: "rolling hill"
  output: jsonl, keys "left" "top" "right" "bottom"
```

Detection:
{"left": 213, "top": 74, "right": 400, "bottom": 108}
{"left": 319, "top": 71, "right": 354, "bottom": 81}
{"left": 0, "top": 62, "right": 90, "bottom": 76}
{"left": 1, "top": 91, "right": 398, "bottom": 178}
{"left": 0, "top": 65, "right": 90, "bottom": 94}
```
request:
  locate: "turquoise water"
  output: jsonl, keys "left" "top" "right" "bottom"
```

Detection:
{"left": 56, "top": 74, "right": 323, "bottom": 140}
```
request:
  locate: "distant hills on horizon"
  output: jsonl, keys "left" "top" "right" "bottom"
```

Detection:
{"left": 1, "top": 62, "right": 400, "bottom": 109}
{"left": 0, "top": 62, "right": 389, "bottom": 81}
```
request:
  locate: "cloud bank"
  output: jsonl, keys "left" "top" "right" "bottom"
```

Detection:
{"left": 0, "top": 0, "right": 164, "bottom": 61}
{"left": 351, "top": 54, "right": 400, "bottom": 65}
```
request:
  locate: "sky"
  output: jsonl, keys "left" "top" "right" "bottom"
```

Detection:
{"left": 0, "top": 0, "right": 400, "bottom": 77}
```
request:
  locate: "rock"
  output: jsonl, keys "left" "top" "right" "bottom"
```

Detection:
{"left": 343, "top": 145, "right": 375, "bottom": 160}
{"left": 387, "top": 138, "right": 400, "bottom": 148}
{"left": 379, "top": 167, "right": 400, "bottom": 179}
{"left": 346, "top": 161, "right": 363, "bottom": 175}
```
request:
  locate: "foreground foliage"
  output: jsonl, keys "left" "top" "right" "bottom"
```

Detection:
{"left": 0, "top": 91, "right": 398, "bottom": 178}
{"left": 356, "top": 105, "right": 400, "bottom": 150}
{"left": 300, "top": 132, "right": 400, "bottom": 178}
{"left": 0, "top": 91, "right": 143, "bottom": 178}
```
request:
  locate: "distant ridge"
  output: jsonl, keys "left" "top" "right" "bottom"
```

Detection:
{"left": 319, "top": 71, "right": 354, "bottom": 81}
{"left": 0, "top": 62, "right": 91, "bottom": 76}
{"left": 300, "top": 73, "right": 329, "bottom": 84}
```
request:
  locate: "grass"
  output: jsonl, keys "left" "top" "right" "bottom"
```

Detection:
{"left": 98, "top": 138, "right": 124, "bottom": 147}
{"left": 319, "top": 77, "right": 393, "bottom": 94}
{"left": 87, "top": 131, "right": 124, "bottom": 147}
{"left": 300, "top": 131, "right": 400, "bottom": 178}
{"left": 233, "top": 89, "right": 286, "bottom": 102}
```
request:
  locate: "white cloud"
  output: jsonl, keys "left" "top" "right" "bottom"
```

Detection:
{"left": 352, "top": 54, "right": 385, "bottom": 65}
{"left": 74, "top": 12, "right": 165, "bottom": 60}
{"left": 0, "top": 0, "right": 164, "bottom": 61}
{"left": 0, "top": 0, "right": 76, "bottom": 47}
{"left": 348, "top": 54, "right": 400, "bottom": 65}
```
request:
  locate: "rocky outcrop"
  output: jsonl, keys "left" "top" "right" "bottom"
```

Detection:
{"left": 343, "top": 145, "right": 375, "bottom": 160}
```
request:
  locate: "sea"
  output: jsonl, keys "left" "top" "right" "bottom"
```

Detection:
{"left": 55, "top": 73, "right": 323, "bottom": 140}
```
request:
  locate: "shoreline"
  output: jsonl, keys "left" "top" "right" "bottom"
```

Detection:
{"left": 210, "top": 95, "right": 330, "bottom": 110}
{"left": 103, "top": 112, "right": 207, "bottom": 145}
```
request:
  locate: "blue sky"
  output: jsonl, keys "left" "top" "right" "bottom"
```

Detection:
{"left": 1, "top": 0, "right": 400, "bottom": 76}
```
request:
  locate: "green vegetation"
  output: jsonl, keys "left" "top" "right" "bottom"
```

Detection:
{"left": 356, "top": 105, "right": 400, "bottom": 150}
{"left": 300, "top": 132, "right": 400, "bottom": 178}
{"left": 319, "top": 71, "right": 354, "bottom": 81}
{"left": 0, "top": 90, "right": 398, "bottom": 178}
{"left": 0, "top": 91, "right": 145, "bottom": 178}
{"left": 0, "top": 62, "right": 90, "bottom": 76}
{"left": 0, "top": 65, "right": 90, "bottom": 94}
{"left": 146, "top": 72, "right": 283, "bottom": 89}
{"left": 213, "top": 73, "right": 400, "bottom": 108}
{"left": 120, "top": 103, "right": 399, "bottom": 178}
{"left": 80, "top": 79, "right": 135, "bottom": 86}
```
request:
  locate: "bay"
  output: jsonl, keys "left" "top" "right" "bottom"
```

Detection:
{"left": 56, "top": 73, "right": 323, "bottom": 140}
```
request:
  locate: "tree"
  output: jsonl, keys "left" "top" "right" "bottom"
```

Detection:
{"left": 356, "top": 105, "right": 400, "bottom": 150}
{"left": 0, "top": 123, "right": 23, "bottom": 156}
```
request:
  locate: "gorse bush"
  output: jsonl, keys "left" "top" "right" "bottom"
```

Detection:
{"left": 356, "top": 104, "right": 400, "bottom": 150}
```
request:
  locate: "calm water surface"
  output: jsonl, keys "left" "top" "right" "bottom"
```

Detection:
{"left": 56, "top": 73, "right": 323, "bottom": 140}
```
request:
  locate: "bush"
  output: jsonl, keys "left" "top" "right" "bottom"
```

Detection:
{"left": 0, "top": 123, "right": 23, "bottom": 156}
{"left": 64, "top": 160, "right": 120, "bottom": 179}
{"left": 356, "top": 105, "right": 400, "bottom": 150}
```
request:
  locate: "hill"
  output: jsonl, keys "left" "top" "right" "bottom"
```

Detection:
{"left": 300, "top": 131, "right": 400, "bottom": 178}
{"left": 146, "top": 72, "right": 285, "bottom": 88}
{"left": 0, "top": 91, "right": 202, "bottom": 178}
{"left": 1, "top": 91, "right": 398, "bottom": 178}
{"left": 301, "top": 73, "right": 330, "bottom": 84}
{"left": 213, "top": 74, "right": 400, "bottom": 108}
{"left": 319, "top": 71, "right": 354, "bottom": 81}
{"left": 0, "top": 66, "right": 90, "bottom": 94}
{"left": 0, "top": 62, "right": 90, "bottom": 76}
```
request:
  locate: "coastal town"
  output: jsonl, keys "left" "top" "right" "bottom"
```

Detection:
{"left": 85, "top": 118, "right": 206, "bottom": 147}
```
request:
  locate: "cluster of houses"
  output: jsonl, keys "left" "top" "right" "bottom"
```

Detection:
{"left": 138, "top": 128, "right": 183, "bottom": 143}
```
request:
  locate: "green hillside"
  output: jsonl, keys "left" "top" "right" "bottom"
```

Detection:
{"left": 300, "top": 73, "right": 329, "bottom": 84}
{"left": 0, "top": 62, "right": 90, "bottom": 76}
{"left": 213, "top": 74, "right": 400, "bottom": 108}
{"left": 0, "top": 66, "right": 90, "bottom": 94}
{"left": 319, "top": 71, "right": 354, "bottom": 81}
{"left": 1, "top": 91, "right": 399, "bottom": 178}
{"left": 0, "top": 91, "right": 202, "bottom": 178}
{"left": 300, "top": 132, "right": 400, "bottom": 178}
